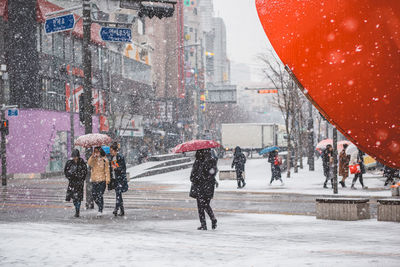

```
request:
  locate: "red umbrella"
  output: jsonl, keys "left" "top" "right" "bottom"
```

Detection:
{"left": 172, "top": 140, "right": 221, "bottom": 153}
{"left": 74, "top": 133, "right": 112, "bottom": 148}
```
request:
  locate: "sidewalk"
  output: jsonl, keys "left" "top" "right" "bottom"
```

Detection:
{"left": 131, "top": 158, "right": 391, "bottom": 198}
{"left": 0, "top": 213, "right": 398, "bottom": 266}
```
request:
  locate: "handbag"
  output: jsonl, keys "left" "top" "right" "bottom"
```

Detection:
{"left": 349, "top": 164, "right": 361, "bottom": 174}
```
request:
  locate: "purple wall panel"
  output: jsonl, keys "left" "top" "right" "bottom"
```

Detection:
{"left": 4, "top": 109, "right": 99, "bottom": 174}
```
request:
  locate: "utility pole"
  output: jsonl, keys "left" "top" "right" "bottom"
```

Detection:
{"left": 333, "top": 127, "right": 338, "bottom": 194}
{"left": 0, "top": 65, "right": 6, "bottom": 186}
{"left": 83, "top": 0, "right": 93, "bottom": 208}
{"left": 308, "top": 102, "right": 314, "bottom": 171}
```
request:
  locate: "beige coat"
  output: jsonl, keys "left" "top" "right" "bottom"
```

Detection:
{"left": 88, "top": 156, "right": 110, "bottom": 184}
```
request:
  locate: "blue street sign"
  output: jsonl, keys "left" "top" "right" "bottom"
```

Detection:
{"left": 7, "top": 109, "right": 18, "bottom": 117}
{"left": 45, "top": 14, "right": 75, "bottom": 34}
{"left": 100, "top": 27, "right": 132, "bottom": 42}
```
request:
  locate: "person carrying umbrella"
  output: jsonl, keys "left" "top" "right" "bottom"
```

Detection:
{"left": 64, "top": 149, "right": 88, "bottom": 218}
{"left": 232, "top": 146, "right": 247, "bottom": 189}
{"left": 190, "top": 149, "right": 218, "bottom": 230}
{"left": 110, "top": 143, "right": 129, "bottom": 216}
{"left": 88, "top": 147, "right": 110, "bottom": 216}
{"left": 322, "top": 144, "right": 333, "bottom": 188}
{"left": 268, "top": 150, "right": 283, "bottom": 185}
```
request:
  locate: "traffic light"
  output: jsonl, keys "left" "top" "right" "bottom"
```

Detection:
{"left": 200, "top": 94, "right": 206, "bottom": 112}
{"left": 1, "top": 120, "right": 9, "bottom": 135}
{"left": 257, "top": 89, "right": 278, "bottom": 94}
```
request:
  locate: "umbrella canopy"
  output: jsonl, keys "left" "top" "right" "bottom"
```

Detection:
{"left": 346, "top": 143, "right": 359, "bottom": 157}
{"left": 316, "top": 139, "right": 333, "bottom": 150}
{"left": 172, "top": 140, "right": 221, "bottom": 153}
{"left": 74, "top": 133, "right": 112, "bottom": 148}
{"left": 316, "top": 139, "right": 351, "bottom": 152}
{"left": 259, "top": 146, "right": 280, "bottom": 155}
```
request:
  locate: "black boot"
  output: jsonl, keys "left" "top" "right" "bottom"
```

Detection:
{"left": 323, "top": 182, "right": 328, "bottom": 188}
{"left": 74, "top": 210, "right": 80, "bottom": 218}
{"left": 197, "top": 225, "right": 207, "bottom": 230}
{"left": 113, "top": 208, "right": 118, "bottom": 217}
{"left": 118, "top": 206, "right": 125, "bottom": 216}
{"left": 212, "top": 219, "right": 217, "bottom": 230}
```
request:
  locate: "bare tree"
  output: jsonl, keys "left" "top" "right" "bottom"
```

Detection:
{"left": 258, "top": 51, "right": 299, "bottom": 178}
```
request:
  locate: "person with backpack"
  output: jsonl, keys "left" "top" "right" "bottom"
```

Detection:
{"left": 109, "top": 143, "right": 129, "bottom": 216}
{"left": 268, "top": 150, "right": 283, "bottom": 185}
{"left": 88, "top": 147, "right": 110, "bottom": 216}
{"left": 231, "top": 146, "right": 247, "bottom": 189}
{"left": 64, "top": 149, "right": 88, "bottom": 218}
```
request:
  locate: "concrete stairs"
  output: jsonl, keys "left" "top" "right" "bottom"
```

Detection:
{"left": 131, "top": 154, "right": 193, "bottom": 179}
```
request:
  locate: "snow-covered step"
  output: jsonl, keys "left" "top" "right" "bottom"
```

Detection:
{"left": 132, "top": 162, "right": 193, "bottom": 179}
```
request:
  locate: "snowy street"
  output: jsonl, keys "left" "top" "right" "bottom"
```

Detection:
{"left": 1, "top": 158, "right": 399, "bottom": 266}
{"left": 1, "top": 213, "right": 399, "bottom": 267}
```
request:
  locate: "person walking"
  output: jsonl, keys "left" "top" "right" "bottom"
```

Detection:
{"left": 190, "top": 149, "right": 218, "bottom": 230}
{"left": 88, "top": 147, "right": 110, "bottom": 216}
{"left": 338, "top": 144, "right": 350, "bottom": 188}
{"left": 231, "top": 146, "right": 247, "bottom": 189}
{"left": 351, "top": 149, "right": 367, "bottom": 189}
{"left": 110, "top": 143, "right": 129, "bottom": 216}
{"left": 322, "top": 145, "right": 333, "bottom": 188}
{"left": 383, "top": 165, "right": 399, "bottom": 186}
{"left": 268, "top": 150, "right": 283, "bottom": 185}
{"left": 64, "top": 149, "right": 88, "bottom": 218}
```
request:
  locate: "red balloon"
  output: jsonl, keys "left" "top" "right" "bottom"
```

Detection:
{"left": 256, "top": 0, "right": 400, "bottom": 168}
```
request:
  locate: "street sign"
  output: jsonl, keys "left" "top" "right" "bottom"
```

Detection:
{"left": 100, "top": 27, "right": 132, "bottom": 42}
{"left": 7, "top": 109, "right": 18, "bottom": 117}
{"left": 45, "top": 14, "right": 75, "bottom": 34}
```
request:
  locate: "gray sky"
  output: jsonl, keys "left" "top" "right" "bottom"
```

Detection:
{"left": 213, "top": 0, "right": 272, "bottom": 69}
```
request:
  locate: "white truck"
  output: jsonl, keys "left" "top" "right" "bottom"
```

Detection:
{"left": 221, "top": 123, "right": 286, "bottom": 150}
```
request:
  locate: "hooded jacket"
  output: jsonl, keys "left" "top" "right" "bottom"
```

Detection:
{"left": 88, "top": 155, "right": 110, "bottom": 184}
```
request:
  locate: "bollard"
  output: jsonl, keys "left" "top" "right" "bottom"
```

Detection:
{"left": 391, "top": 185, "right": 399, "bottom": 197}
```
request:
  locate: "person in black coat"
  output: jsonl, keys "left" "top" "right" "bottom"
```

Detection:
{"left": 232, "top": 146, "right": 247, "bottom": 189}
{"left": 190, "top": 149, "right": 218, "bottom": 230}
{"left": 351, "top": 149, "right": 367, "bottom": 189}
{"left": 268, "top": 150, "right": 283, "bottom": 185}
{"left": 383, "top": 165, "right": 399, "bottom": 186}
{"left": 64, "top": 149, "right": 88, "bottom": 217}
{"left": 322, "top": 145, "right": 333, "bottom": 188}
{"left": 110, "top": 143, "right": 129, "bottom": 216}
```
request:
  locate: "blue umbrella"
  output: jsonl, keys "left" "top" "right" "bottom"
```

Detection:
{"left": 102, "top": 145, "right": 110, "bottom": 155}
{"left": 259, "top": 146, "right": 280, "bottom": 155}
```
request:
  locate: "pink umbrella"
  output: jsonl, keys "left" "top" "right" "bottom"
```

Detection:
{"left": 316, "top": 139, "right": 333, "bottom": 151}
{"left": 74, "top": 133, "right": 112, "bottom": 148}
{"left": 172, "top": 140, "right": 221, "bottom": 153}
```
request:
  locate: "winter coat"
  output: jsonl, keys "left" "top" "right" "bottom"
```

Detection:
{"left": 190, "top": 157, "right": 218, "bottom": 199}
{"left": 110, "top": 153, "right": 129, "bottom": 193}
{"left": 64, "top": 158, "right": 88, "bottom": 202}
{"left": 322, "top": 149, "right": 331, "bottom": 177}
{"left": 271, "top": 155, "right": 282, "bottom": 180}
{"left": 88, "top": 155, "right": 111, "bottom": 184}
{"left": 384, "top": 166, "right": 399, "bottom": 178}
{"left": 339, "top": 150, "right": 350, "bottom": 178}
{"left": 232, "top": 147, "right": 246, "bottom": 172}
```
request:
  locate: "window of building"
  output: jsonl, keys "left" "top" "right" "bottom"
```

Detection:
{"left": 190, "top": 27, "right": 193, "bottom": 32}
{"left": 73, "top": 38, "right": 82, "bottom": 65}
{"left": 138, "top": 18, "right": 145, "bottom": 35}
{"left": 53, "top": 33, "right": 64, "bottom": 59}
{"left": 36, "top": 26, "right": 41, "bottom": 53}
{"left": 41, "top": 29, "right": 52, "bottom": 55}
{"left": 64, "top": 35, "right": 73, "bottom": 62}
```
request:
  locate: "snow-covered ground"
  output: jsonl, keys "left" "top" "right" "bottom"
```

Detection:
{"left": 0, "top": 213, "right": 398, "bottom": 266}
{"left": 130, "top": 158, "right": 391, "bottom": 197}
